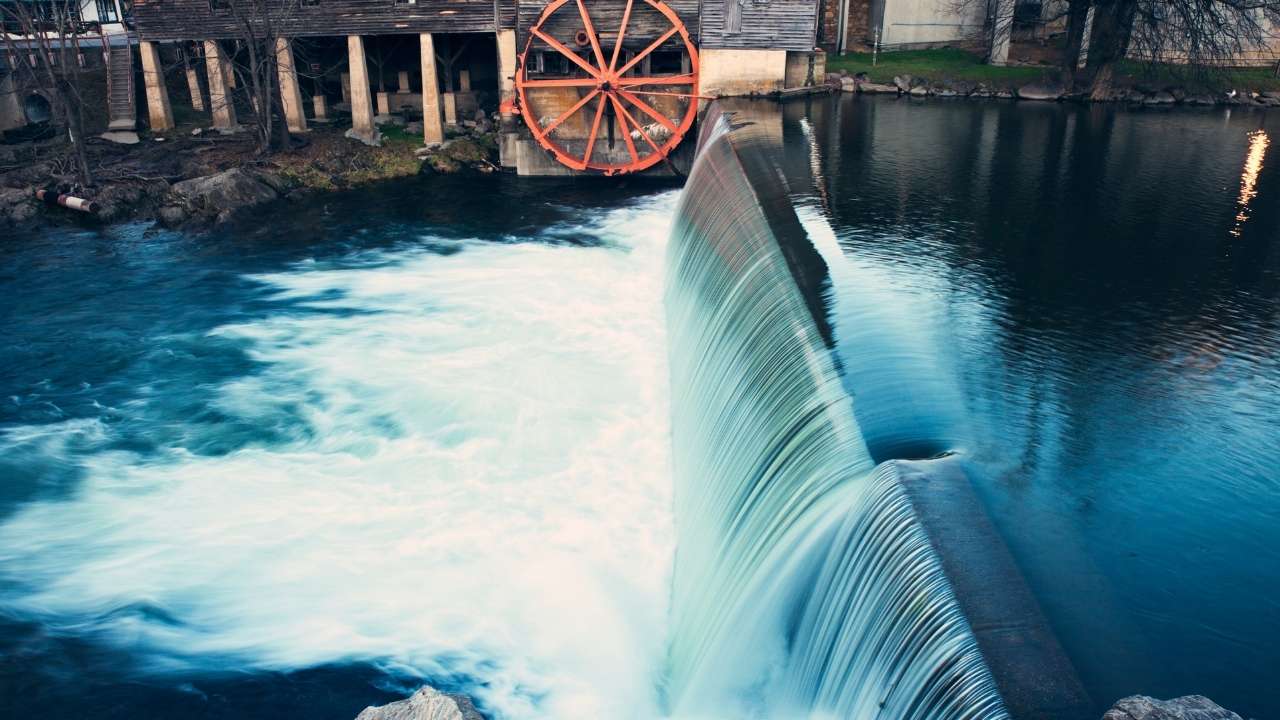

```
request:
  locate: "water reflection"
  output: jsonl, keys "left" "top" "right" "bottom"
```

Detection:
{"left": 781, "top": 94, "right": 1280, "bottom": 719}
{"left": 1232, "top": 129, "right": 1269, "bottom": 235}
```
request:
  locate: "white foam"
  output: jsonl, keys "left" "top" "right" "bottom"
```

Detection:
{"left": 0, "top": 193, "right": 678, "bottom": 719}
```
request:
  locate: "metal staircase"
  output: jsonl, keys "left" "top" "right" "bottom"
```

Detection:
{"left": 105, "top": 40, "right": 136, "bottom": 130}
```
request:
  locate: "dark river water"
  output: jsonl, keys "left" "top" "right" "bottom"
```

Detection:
{"left": 2, "top": 95, "right": 1278, "bottom": 719}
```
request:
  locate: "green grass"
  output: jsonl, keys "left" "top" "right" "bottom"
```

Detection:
{"left": 826, "top": 48, "right": 1047, "bottom": 86}
{"left": 1115, "top": 60, "right": 1280, "bottom": 92}
{"left": 825, "top": 47, "right": 1280, "bottom": 92}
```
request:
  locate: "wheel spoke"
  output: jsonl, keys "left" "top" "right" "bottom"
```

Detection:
{"left": 613, "top": 97, "right": 664, "bottom": 156}
{"left": 609, "top": 95, "right": 640, "bottom": 164}
{"left": 522, "top": 77, "right": 599, "bottom": 88}
{"left": 617, "top": 88, "right": 677, "bottom": 134}
{"left": 531, "top": 26, "right": 601, "bottom": 78}
{"left": 627, "top": 89, "right": 713, "bottom": 99}
{"left": 608, "top": 0, "right": 634, "bottom": 73}
{"left": 616, "top": 26, "right": 678, "bottom": 76}
{"left": 618, "top": 73, "right": 695, "bottom": 87}
{"left": 582, "top": 93, "right": 607, "bottom": 165}
{"left": 575, "top": 0, "right": 608, "bottom": 72}
{"left": 535, "top": 89, "right": 600, "bottom": 140}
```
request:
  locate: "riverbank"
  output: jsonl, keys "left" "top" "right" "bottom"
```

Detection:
{"left": 826, "top": 48, "right": 1280, "bottom": 105}
{"left": 0, "top": 120, "right": 499, "bottom": 230}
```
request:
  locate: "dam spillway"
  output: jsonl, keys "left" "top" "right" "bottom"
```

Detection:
{"left": 662, "top": 104, "right": 1010, "bottom": 719}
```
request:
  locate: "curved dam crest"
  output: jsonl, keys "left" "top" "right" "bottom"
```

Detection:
{"left": 662, "top": 104, "right": 1009, "bottom": 719}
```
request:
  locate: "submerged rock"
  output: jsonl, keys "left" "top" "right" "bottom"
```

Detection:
{"left": 1103, "top": 695, "right": 1244, "bottom": 720}
{"left": 355, "top": 686, "right": 485, "bottom": 720}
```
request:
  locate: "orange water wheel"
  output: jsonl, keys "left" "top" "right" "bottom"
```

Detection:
{"left": 514, "top": 0, "right": 701, "bottom": 175}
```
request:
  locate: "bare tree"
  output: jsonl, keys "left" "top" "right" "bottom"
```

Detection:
{"left": 213, "top": 0, "right": 305, "bottom": 154}
{"left": 950, "top": 0, "right": 1280, "bottom": 95}
{"left": 1, "top": 0, "right": 95, "bottom": 185}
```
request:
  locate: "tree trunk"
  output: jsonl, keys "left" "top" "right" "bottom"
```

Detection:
{"left": 1061, "top": 0, "right": 1091, "bottom": 89}
{"left": 1086, "top": 0, "right": 1136, "bottom": 100}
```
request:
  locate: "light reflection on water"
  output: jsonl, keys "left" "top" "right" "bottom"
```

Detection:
{"left": 1232, "top": 129, "right": 1269, "bottom": 235}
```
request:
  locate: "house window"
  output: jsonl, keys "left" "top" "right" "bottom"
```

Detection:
{"left": 96, "top": 0, "right": 119, "bottom": 23}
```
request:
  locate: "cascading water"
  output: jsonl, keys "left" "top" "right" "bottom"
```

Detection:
{"left": 663, "top": 108, "right": 1009, "bottom": 719}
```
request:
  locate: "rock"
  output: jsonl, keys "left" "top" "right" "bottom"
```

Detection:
{"left": 355, "top": 686, "right": 485, "bottom": 720}
{"left": 1145, "top": 91, "right": 1176, "bottom": 105}
{"left": 170, "top": 168, "right": 278, "bottom": 218}
{"left": 0, "top": 186, "right": 38, "bottom": 224}
{"left": 893, "top": 74, "right": 912, "bottom": 92}
{"left": 994, "top": 89, "right": 1015, "bottom": 99}
{"left": 93, "top": 183, "right": 147, "bottom": 222}
{"left": 99, "top": 130, "right": 141, "bottom": 144}
{"left": 191, "top": 127, "right": 204, "bottom": 136}
{"left": 841, "top": 78, "right": 857, "bottom": 92}
{"left": 158, "top": 205, "right": 187, "bottom": 226}
{"left": 1017, "top": 80, "right": 1065, "bottom": 101}
{"left": 1186, "top": 94, "right": 1216, "bottom": 106}
{"left": 344, "top": 128, "right": 383, "bottom": 147}
{"left": 441, "top": 137, "right": 488, "bottom": 164}
{"left": 858, "top": 82, "right": 897, "bottom": 94}
{"left": 1102, "top": 695, "right": 1243, "bottom": 720}
{"left": 909, "top": 85, "right": 929, "bottom": 96}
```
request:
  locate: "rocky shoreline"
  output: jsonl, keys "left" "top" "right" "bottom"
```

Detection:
{"left": 0, "top": 117, "right": 500, "bottom": 232}
{"left": 829, "top": 70, "right": 1280, "bottom": 108}
{"left": 354, "top": 688, "right": 1252, "bottom": 720}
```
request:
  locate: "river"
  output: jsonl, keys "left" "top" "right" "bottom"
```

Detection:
{"left": 1, "top": 96, "right": 1277, "bottom": 719}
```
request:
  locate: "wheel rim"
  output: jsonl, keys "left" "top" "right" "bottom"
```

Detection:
{"left": 516, "top": 0, "right": 700, "bottom": 175}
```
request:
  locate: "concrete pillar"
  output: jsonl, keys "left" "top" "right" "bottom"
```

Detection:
{"left": 990, "top": 0, "right": 1016, "bottom": 66}
{"left": 345, "top": 35, "right": 379, "bottom": 144}
{"left": 442, "top": 93, "right": 457, "bottom": 125}
{"left": 496, "top": 29, "right": 518, "bottom": 168}
{"left": 376, "top": 91, "right": 392, "bottom": 116}
{"left": 313, "top": 94, "right": 329, "bottom": 120}
{"left": 203, "top": 40, "right": 237, "bottom": 129}
{"left": 185, "top": 53, "right": 205, "bottom": 111}
{"left": 274, "top": 37, "right": 307, "bottom": 132}
{"left": 340, "top": 72, "right": 351, "bottom": 103}
{"left": 138, "top": 41, "right": 174, "bottom": 131}
{"left": 397, "top": 70, "right": 411, "bottom": 93}
{"left": 458, "top": 68, "right": 471, "bottom": 92}
{"left": 0, "top": 73, "right": 23, "bottom": 132}
{"left": 418, "top": 32, "right": 444, "bottom": 145}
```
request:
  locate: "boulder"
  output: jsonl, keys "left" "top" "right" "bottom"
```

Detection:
{"left": 909, "top": 85, "right": 929, "bottom": 97}
{"left": 355, "top": 686, "right": 485, "bottom": 720}
{"left": 1102, "top": 695, "right": 1243, "bottom": 720}
{"left": 158, "top": 205, "right": 188, "bottom": 226}
{"left": 859, "top": 82, "right": 898, "bottom": 94}
{"left": 893, "top": 74, "right": 912, "bottom": 92}
{"left": 1145, "top": 91, "right": 1176, "bottom": 105}
{"left": 1186, "top": 94, "right": 1216, "bottom": 106}
{"left": 1017, "top": 80, "right": 1065, "bottom": 101}
{"left": 0, "top": 186, "right": 38, "bottom": 225}
{"left": 169, "top": 168, "right": 278, "bottom": 218}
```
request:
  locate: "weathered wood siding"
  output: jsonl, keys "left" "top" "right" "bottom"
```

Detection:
{"left": 698, "top": 0, "right": 818, "bottom": 51}
{"left": 132, "top": 0, "right": 511, "bottom": 41}
{"left": 516, "top": 0, "right": 699, "bottom": 56}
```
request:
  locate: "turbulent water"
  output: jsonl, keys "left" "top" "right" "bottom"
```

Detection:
{"left": 0, "top": 191, "right": 677, "bottom": 719}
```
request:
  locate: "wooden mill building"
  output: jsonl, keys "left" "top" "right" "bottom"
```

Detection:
{"left": 114, "top": 0, "right": 826, "bottom": 173}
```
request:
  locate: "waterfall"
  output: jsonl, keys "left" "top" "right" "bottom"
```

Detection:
{"left": 664, "top": 107, "right": 1010, "bottom": 720}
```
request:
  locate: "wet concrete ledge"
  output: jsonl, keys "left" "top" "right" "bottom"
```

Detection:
{"left": 896, "top": 455, "right": 1095, "bottom": 720}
